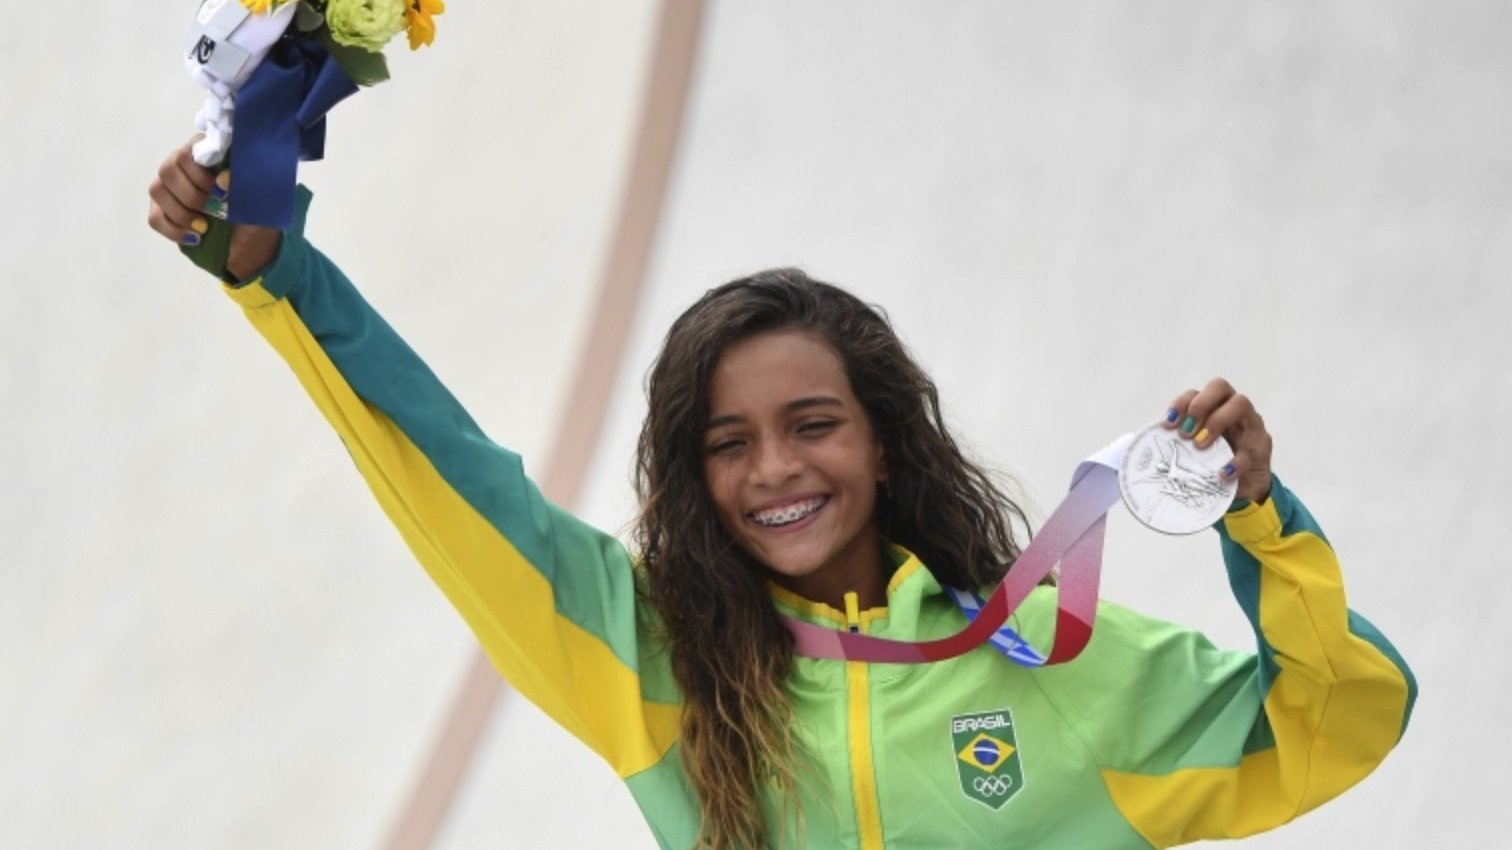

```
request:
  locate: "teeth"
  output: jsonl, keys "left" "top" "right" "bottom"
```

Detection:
{"left": 751, "top": 497, "right": 826, "bottom": 527}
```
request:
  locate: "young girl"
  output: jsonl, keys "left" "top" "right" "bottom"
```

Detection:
{"left": 148, "top": 140, "right": 1415, "bottom": 849}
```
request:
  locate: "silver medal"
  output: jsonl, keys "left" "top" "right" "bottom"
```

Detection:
{"left": 1118, "top": 424, "right": 1238, "bottom": 535}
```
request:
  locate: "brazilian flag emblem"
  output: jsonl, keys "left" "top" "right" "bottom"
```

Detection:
{"left": 950, "top": 708, "right": 1024, "bottom": 810}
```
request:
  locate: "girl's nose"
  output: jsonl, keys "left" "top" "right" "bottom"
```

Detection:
{"left": 750, "top": 437, "right": 801, "bottom": 486}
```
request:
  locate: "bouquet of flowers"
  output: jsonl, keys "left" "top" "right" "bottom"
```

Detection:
{"left": 184, "top": 0, "right": 445, "bottom": 228}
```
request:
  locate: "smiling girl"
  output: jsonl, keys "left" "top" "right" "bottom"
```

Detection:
{"left": 149, "top": 140, "right": 1415, "bottom": 849}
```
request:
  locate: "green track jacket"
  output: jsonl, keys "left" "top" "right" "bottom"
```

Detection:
{"left": 215, "top": 190, "right": 1415, "bottom": 848}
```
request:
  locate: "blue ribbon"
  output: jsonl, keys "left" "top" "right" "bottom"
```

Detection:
{"left": 945, "top": 587, "right": 1048, "bottom": 668}
{"left": 229, "top": 37, "right": 359, "bottom": 228}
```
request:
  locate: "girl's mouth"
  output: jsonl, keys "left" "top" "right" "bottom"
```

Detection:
{"left": 748, "top": 496, "right": 830, "bottom": 528}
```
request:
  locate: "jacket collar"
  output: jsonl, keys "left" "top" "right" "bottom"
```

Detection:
{"left": 767, "top": 542, "right": 940, "bottom": 636}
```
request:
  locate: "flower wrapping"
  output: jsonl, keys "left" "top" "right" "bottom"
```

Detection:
{"left": 183, "top": 0, "right": 444, "bottom": 231}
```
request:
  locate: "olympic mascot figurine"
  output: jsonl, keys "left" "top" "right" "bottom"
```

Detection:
{"left": 180, "top": 0, "right": 442, "bottom": 271}
{"left": 184, "top": 0, "right": 300, "bottom": 172}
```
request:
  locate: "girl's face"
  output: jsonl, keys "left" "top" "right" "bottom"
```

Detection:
{"left": 703, "top": 329, "right": 886, "bottom": 603}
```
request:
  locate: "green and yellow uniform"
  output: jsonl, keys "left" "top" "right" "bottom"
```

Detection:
{"left": 211, "top": 190, "right": 1415, "bottom": 848}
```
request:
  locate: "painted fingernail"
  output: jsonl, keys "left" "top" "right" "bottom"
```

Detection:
{"left": 190, "top": 217, "right": 209, "bottom": 235}
{"left": 203, "top": 197, "right": 227, "bottom": 219}
{"left": 1165, "top": 407, "right": 1179, "bottom": 424}
{"left": 181, "top": 232, "right": 201, "bottom": 246}
{"left": 1221, "top": 463, "right": 1236, "bottom": 477}
{"left": 1180, "top": 415, "right": 1197, "bottom": 434}
{"left": 213, "top": 170, "right": 231, "bottom": 198}
{"left": 1195, "top": 427, "right": 1210, "bottom": 444}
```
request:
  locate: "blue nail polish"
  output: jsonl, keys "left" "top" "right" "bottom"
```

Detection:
{"left": 1221, "top": 463, "right": 1236, "bottom": 477}
{"left": 211, "top": 184, "right": 228, "bottom": 201}
{"left": 182, "top": 232, "right": 201, "bottom": 246}
{"left": 1165, "top": 408, "right": 1178, "bottom": 424}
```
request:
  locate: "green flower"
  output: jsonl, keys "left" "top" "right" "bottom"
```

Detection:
{"left": 324, "top": 0, "right": 408, "bottom": 52}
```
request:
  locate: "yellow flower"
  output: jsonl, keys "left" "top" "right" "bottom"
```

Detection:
{"left": 239, "top": 0, "right": 277, "bottom": 14}
{"left": 405, "top": 0, "right": 445, "bottom": 51}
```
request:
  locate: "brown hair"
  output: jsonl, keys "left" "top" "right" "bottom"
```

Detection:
{"left": 635, "top": 268, "right": 1029, "bottom": 848}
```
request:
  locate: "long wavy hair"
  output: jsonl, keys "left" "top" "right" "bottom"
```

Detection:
{"left": 634, "top": 268, "right": 1031, "bottom": 849}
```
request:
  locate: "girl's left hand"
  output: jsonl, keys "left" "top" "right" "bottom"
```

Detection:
{"left": 1161, "top": 378, "right": 1273, "bottom": 504}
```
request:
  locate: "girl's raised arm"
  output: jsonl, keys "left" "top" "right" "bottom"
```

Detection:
{"left": 147, "top": 143, "right": 683, "bottom": 785}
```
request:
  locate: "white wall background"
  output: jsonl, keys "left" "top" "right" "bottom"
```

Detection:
{"left": 4, "top": 1, "right": 1509, "bottom": 848}
{"left": 2, "top": 1, "right": 660, "bottom": 847}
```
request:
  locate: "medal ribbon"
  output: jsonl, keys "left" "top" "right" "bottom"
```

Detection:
{"left": 781, "top": 434, "right": 1133, "bottom": 665}
{"left": 942, "top": 587, "right": 1047, "bottom": 667}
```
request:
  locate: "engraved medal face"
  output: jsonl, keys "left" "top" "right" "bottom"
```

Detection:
{"left": 1118, "top": 424, "right": 1238, "bottom": 535}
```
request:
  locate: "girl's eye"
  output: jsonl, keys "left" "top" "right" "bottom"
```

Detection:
{"left": 708, "top": 438, "right": 744, "bottom": 456}
{"left": 798, "top": 419, "right": 838, "bottom": 436}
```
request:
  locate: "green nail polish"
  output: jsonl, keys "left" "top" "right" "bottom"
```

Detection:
{"left": 1180, "top": 415, "right": 1197, "bottom": 434}
{"left": 203, "top": 197, "right": 227, "bottom": 219}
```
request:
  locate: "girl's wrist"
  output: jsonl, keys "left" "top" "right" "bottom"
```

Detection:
{"left": 225, "top": 226, "right": 281, "bottom": 282}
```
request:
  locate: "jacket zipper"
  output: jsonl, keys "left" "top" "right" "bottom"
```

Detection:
{"left": 844, "top": 591, "right": 884, "bottom": 850}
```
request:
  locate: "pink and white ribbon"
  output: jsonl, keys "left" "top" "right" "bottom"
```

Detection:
{"left": 782, "top": 434, "right": 1135, "bottom": 666}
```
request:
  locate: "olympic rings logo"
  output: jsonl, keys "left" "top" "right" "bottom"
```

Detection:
{"left": 973, "top": 775, "right": 1013, "bottom": 796}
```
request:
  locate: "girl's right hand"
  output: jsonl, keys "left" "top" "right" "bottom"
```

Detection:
{"left": 147, "top": 137, "right": 281, "bottom": 280}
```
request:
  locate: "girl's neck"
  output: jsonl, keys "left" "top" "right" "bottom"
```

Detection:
{"left": 769, "top": 538, "right": 889, "bottom": 613}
